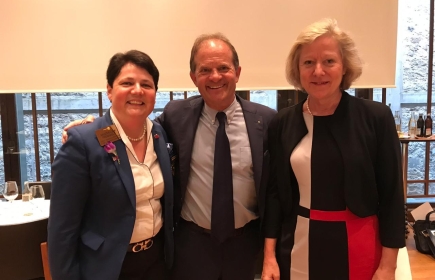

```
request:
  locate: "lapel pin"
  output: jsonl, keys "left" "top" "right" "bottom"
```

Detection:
{"left": 154, "top": 134, "right": 160, "bottom": 139}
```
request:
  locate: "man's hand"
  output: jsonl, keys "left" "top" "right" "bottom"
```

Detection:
{"left": 62, "top": 115, "right": 95, "bottom": 144}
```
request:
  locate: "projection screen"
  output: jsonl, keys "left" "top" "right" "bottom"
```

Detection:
{"left": 0, "top": 0, "right": 398, "bottom": 93}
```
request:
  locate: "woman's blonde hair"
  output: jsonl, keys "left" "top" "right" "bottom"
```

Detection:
{"left": 285, "top": 18, "right": 362, "bottom": 91}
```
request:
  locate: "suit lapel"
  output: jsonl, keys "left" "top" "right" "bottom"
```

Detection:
{"left": 284, "top": 102, "right": 308, "bottom": 158}
{"left": 113, "top": 140, "right": 136, "bottom": 207}
{"left": 179, "top": 98, "right": 203, "bottom": 196}
{"left": 102, "top": 111, "right": 136, "bottom": 207}
{"left": 152, "top": 124, "right": 174, "bottom": 209}
{"left": 238, "top": 98, "right": 263, "bottom": 197}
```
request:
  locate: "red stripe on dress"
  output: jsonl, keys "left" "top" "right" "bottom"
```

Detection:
{"left": 309, "top": 208, "right": 382, "bottom": 279}
{"left": 310, "top": 208, "right": 360, "bottom": 221}
{"left": 346, "top": 215, "right": 382, "bottom": 279}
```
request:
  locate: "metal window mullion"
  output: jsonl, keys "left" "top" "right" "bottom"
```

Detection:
{"left": 98, "top": 92, "right": 103, "bottom": 117}
{"left": 31, "top": 93, "right": 41, "bottom": 181}
{"left": 424, "top": 0, "right": 435, "bottom": 195}
{"left": 46, "top": 93, "right": 55, "bottom": 164}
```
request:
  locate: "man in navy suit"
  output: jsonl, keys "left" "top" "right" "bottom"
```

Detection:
{"left": 63, "top": 34, "right": 276, "bottom": 280}
{"left": 156, "top": 33, "right": 276, "bottom": 280}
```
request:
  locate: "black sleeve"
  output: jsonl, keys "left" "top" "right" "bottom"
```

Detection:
{"left": 262, "top": 115, "right": 283, "bottom": 238}
{"left": 375, "top": 106, "right": 406, "bottom": 248}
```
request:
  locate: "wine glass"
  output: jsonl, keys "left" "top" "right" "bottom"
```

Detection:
{"left": 31, "top": 185, "right": 45, "bottom": 201}
{"left": 2, "top": 181, "right": 19, "bottom": 203}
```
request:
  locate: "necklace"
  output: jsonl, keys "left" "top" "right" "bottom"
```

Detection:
{"left": 127, "top": 123, "right": 147, "bottom": 142}
{"left": 306, "top": 96, "right": 313, "bottom": 116}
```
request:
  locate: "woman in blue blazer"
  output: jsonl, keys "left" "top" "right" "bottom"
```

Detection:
{"left": 48, "top": 50, "right": 174, "bottom": 280}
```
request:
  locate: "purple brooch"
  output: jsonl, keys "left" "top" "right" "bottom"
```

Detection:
{"left": 104, "top": 141, "right": 120, "bottom": 164}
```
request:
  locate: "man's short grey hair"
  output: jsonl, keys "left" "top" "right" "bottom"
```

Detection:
{"left": 189, "top": 33, "right": 239, "bottom": 72}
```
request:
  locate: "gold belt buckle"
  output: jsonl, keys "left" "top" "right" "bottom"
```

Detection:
{"left": 132, "top": 238, "right": 154, "bottom": 253}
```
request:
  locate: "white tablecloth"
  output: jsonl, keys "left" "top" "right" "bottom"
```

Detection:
{"left": 396, "top": 247, "right": 412, "bottom": 279}
{"left": 0, "top": 200, "right": 50, "bottom": 226}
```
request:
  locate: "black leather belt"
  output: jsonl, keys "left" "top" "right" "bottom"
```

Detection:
{"left": 179, "top": 218, "right": 259, "bottom": 237}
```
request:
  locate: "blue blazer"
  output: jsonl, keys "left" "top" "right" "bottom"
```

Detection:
{"left": 48, "top": 111, "right": 174, "bottom": 280}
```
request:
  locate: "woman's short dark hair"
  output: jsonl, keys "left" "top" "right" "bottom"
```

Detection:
{"left": 106, "top": 50, "right": 159, "bottom": 90}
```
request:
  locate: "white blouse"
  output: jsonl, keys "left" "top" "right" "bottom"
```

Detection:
{"left": 111, "top": 112, "right": 164, "bottom": 243}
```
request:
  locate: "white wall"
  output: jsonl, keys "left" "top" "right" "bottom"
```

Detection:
{"left": 0, "top": 0, "right": 398, "bottom": 92}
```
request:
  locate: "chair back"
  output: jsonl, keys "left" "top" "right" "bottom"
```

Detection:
{"left": 40, "top": 242, "right": 52, "bottom": 280}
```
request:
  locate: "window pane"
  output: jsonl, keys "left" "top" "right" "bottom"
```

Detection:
{"left": 401, "top": 0, "right": 429, "bottom": 95}
{"left": 397, "top": 0, "right": 431, "bottom": 195}
{"left": 373, "top": 88, "right": 382, "bottom": 103}
{"left": 250, "top": 90, "right": 277, "bottom": 110}
{"left": 155, "top": 92, "right": 171, "bottom": 119}
{"left": 408, "top": 142, "right": 427, "bottom": 180}
{"left": 429, "top": 182, "right": 435, "bottom": 195}
{"left": 407, "top": 182, "right": 424, "bottom": 196}
{"left": 172, "top": 91, "right": 185, "bottom": 100}
{"left": 346, "top": 88, "right": 355, "bottom": 96}
{"left": 187, "top": 91, "right": 199, "bottom": 98}
{"left": 21, "top": 93, "right": 104, "bottom": 181}
{"left": 393, "top": 0, "right": 430, "bottom": 133}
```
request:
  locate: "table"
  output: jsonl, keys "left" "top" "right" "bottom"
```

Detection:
{"left": 397, "top": 247, "right": 413, "bottom": 279}
{"left": 0, "top": 200, "right": 50, "bottom": 280}
{"left": 0, "top": 200, "right": 50, "bottom": 226}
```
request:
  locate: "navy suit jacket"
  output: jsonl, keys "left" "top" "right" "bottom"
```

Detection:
{"left": 48, "top": 111, "right": 174, "bottom": 280}
{"left": 156, "top": 95, "right": 276, "bottom": 226}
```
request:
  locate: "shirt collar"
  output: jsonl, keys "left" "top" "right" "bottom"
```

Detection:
{"left": 109, "top": 109, "right": 153, "bottom": 145}
{"left": 203, "top": 96, "right": 238, "bottom": 125}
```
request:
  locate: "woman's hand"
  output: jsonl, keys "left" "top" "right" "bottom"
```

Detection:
{"left": 372, "top": 266, "right": 395, "bottom": 280}
{"left": 262, "top": 238, "right": 280, "bottom": 280}
{"left": 261, "top": 257, "right": 280, "bottom": 280}
{"left": 372, "top": 247, "right": 398, "bottom": 280}
{"left": 62, "top": 115, "right": 95, "bottom": 144}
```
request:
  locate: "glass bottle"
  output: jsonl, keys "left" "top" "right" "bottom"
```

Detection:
{"left": 425, "top": 113, "right": 433, "bottom": 137}
{"left": 408, "top": 112, "right": 417, "bottom": 138}
{"left": 417, "top": 113, "right": 424, "bottom": 137}
{"left": 22, "top": 182, "right": 33, "bottom": 216}
{"left": 22, "top": 182, "right": 32, "bottom": 201}
{"left": 394, "top": 111, "right": 401, "bottom": 132}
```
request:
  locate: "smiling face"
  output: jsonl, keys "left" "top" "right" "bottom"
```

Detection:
{"left": 107, "top": 62, "right": 156, "bottom": 124}
{"left": 299, "top": 35, "right": 345, "bottom": 101}
{"left": 190, "top": 39, "right": 241, "bottom": 111}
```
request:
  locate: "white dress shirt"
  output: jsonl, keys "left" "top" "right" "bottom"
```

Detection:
{"left": 180, "top": 97, "right": 258, "bottom": 229}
